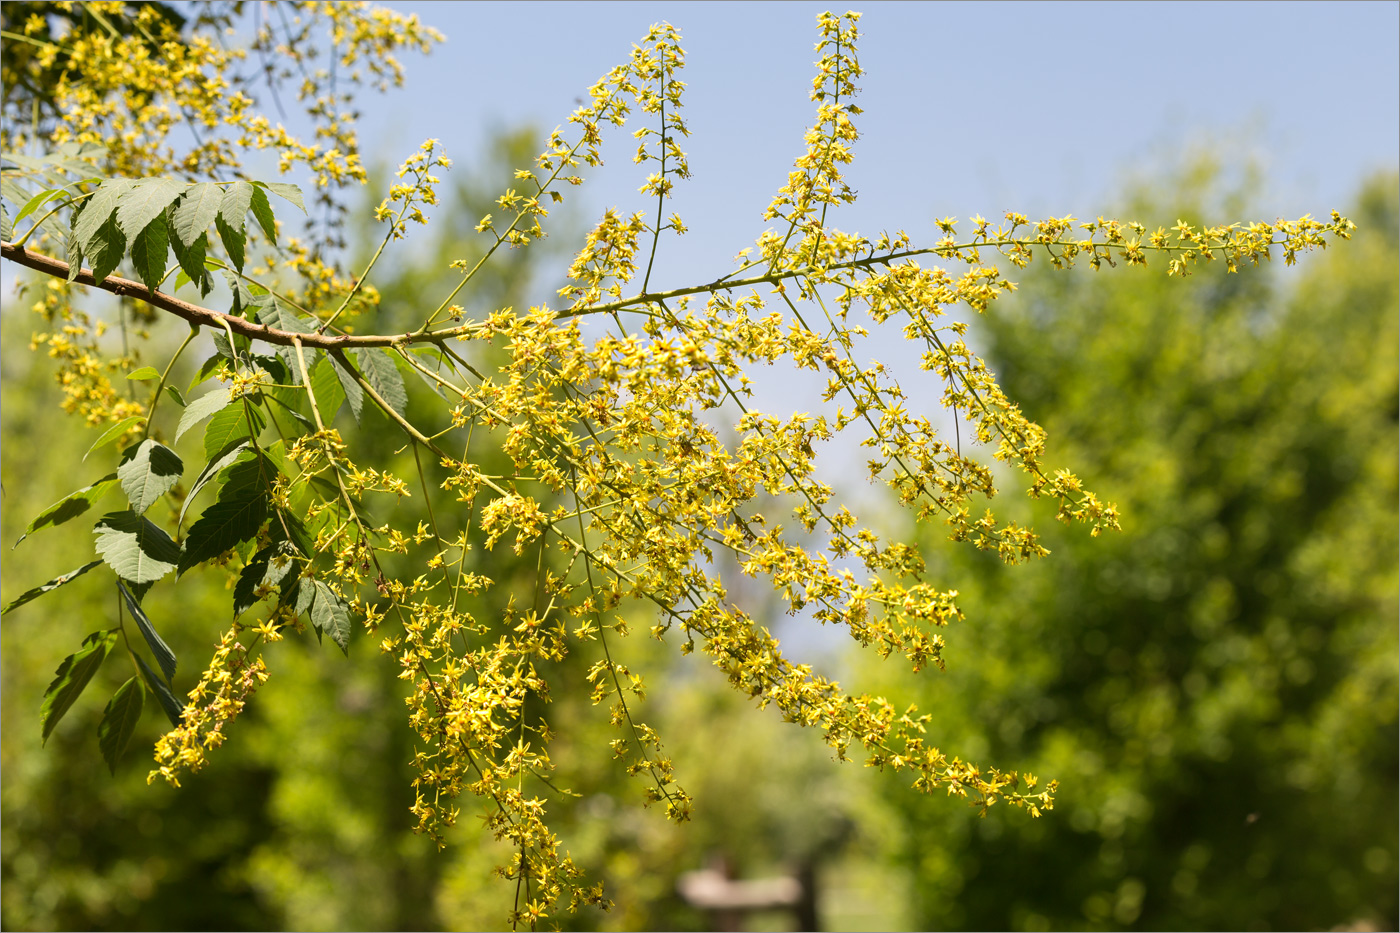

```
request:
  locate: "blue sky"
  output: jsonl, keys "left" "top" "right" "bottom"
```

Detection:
{"left": 349, "top": 0, "right": 1399, "bottom": 290}
{"left": 330, "top": 1, "right": 1398, "bottom": 489}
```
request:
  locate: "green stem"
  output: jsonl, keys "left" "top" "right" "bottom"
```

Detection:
{"left": 141, "top": 324, "right": 199, "bottom": 441}
{"left": 11, "top": 190, "right": 93, "bottom": 250}
{"left": 640, "top": 89, "right": 668, "bottom": 294}
{"left": 316, "top": 212, "right": 401, "bottom": 334}
{"left": 0, "top": 30, "right": 66, "bottom": 52}
{"left": 417, "top": 126, "right": 596, "bottom": 333}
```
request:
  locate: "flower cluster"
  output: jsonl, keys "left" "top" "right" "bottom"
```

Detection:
{"left": 149, "top": 616, "right": 280, "bottom": 786}
{"left": 373, "top": 139, "right": 451, "bottom": 238}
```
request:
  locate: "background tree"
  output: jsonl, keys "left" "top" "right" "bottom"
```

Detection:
{"left": 863, "top": 165, "right": 1398, "bottom": 931}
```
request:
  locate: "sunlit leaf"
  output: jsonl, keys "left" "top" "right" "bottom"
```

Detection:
{"left": 82, "top": 415, "right": 144, "bottom": 462}
{"left": 330, "top": 354, "right": 365, "bottom": 423}
{"left": 73, "top": 177, "right": 133, "bottom": 253}
{"left": 93, "top": 511, "right": 180, "bottom": 585}
{"left": 170, "top": 181, "right": 222, "bottom": 248}
{"left": 248, "top": 184, "right": 277, "bottom": 242}
{"left": 64, "top": 227, "right": 83, "bottom": 282}
{"left": 256, "top": 181, "right": 306, "bottom": 214}
{"left": 13, "top": 475, "right": 119, "bottom": 548}
{"left": 309, "top": 355, "right": 347, "bottom": 422}
{"left": 201, "top": 399, "right": 265, "bottom": 460}
{"left": 175, "top": 387, "right": 232, "bottom": 443}
{"left": 310, "top": 581, "right": 352, "bottom": 654}
{"left": 118, "top": 439, "right": 184, "bottom": 514}
{"left": 114, "top": 176, "right": 185, "bottom": 239}
{"left": 14, "top": 186, "right": 63, "bottom": 223}
{"left": 2, "top": 561, "right": 103, "bottom": 616}
{"left": 358, "top": 348, "right": 408, "bottom": 418}
{"left": 219, "top": 180, "right": 254, "bottom": 229}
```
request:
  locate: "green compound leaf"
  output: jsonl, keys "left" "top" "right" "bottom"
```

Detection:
{"left": 215, "top": 213, "right": 245, "bottom": 272}
{"left": 358, "top": 347, "right": 408, "bottom": 418}
{"left": 73, "top": 177, "right": 134, "bottom": 254}
{"left": 330, "top": 354, "right": 365, "bottom": 423}
{"left": 248, "top": 184, "right": 277, "bottom": 243}
{"left": 175, "top": 386, "right": 233, "bottom": 443}
{"left": 311, "top": 581, "right": 352, "bottom": 654}
{"left": 168, "top": 229, "right": 209, "bottom": 295}
{"left": 170, "top": 181, "right": 223, "bottom": 248}
{"left": 64, "top": 227, "right": 84, "bottom": 283}
{"left": 135, "top": 654, "right": 183, "bottom": 728}
{"left": 179, "top": 441, "right": 251, "bottom": 526}
{"left": 126, "top": 366, "right": 160, "bottom": 381}
{"left": 129, "top": 213, "right": 170, "bottom": 291}
{"left": 188, "top": 352, "right": 226, "bottom": 393}
{"left": 220, "top": 180, "right": 254, "bottom": 229}
{"left": 93, "top": 511, "right": 180, "bottom": 585}
{"left": 14, "top": 474, "right": 119, "bottom": 548}
{"left": 233, "top": 542, "right": 300, "bottom": 618}
{"left": 40, "top": 629, "right": 117, "bottom": 742}
{"left": 83, "top": 415, "right": 144, "bottom": 462}
{"left": 114, "top": 176, "right": 185, "bottom": 240}
{"left": 255, "top": 181, "right": 306, "bottom": 214}
{"left": 117, "top": 439, "right": 184, "bottom": 515}
{"left": 296, "top": 579, "right": 351, "bottom": 654}
{"left": 179, "top": 457, "right": 269, "bottom": 576}
{"left": 118, "top": 579, "right": 177, "bottom": 683}
{"left": 2, "top": 560, "right": 103, "bottom": 616}
{"left": 179, "top": 492, "right": 268, "bottom": 576}
{"left": 208, "top": 450, "right": 266, "bottom": 507}
{"left": 255, "top": 296, "right": 315, "bottom": 335}
{"left": 15, "top": 186, "right": 64, "bottom": 224}
{"left": 86, "top": 212, "right": 126, "bottom": 283}
{"left": 309, "top": 355, "right": 348, "bottom": 423}
{"left": 201, "top": 399, "right": 265, "bottom": 461}
{"left": 98, "top": 676, "right": 145, "bottom": 775}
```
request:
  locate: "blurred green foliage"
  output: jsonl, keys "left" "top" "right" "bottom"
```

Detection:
{"left": 861, "top": 167, "right": 1399, "bottom": 931}
{"left": 4, "top": 135, "right": 1393, "bottom": 930}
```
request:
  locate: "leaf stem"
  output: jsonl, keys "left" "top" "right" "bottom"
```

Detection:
{"left": 141, "top": 324, "right": 199, "bottom": 441}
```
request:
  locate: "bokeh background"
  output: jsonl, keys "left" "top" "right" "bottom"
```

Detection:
{"left": 2, "top": 2, "right": 1396, "bottom": 930}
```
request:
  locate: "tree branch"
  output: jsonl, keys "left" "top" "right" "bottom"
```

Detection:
{"left": 0, "top": 241, "right": 418, "bottom": 350}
